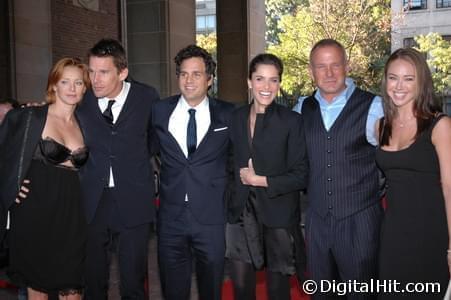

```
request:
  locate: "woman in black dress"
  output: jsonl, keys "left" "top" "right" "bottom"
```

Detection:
{"left": 376, "top": 48, "right": 451, "bottom": 299}
{"left": 226, "top": 53, "right": 308, "bottom": 300}
{"left": 0, "top": 57, "right": 90, "bottom": 299}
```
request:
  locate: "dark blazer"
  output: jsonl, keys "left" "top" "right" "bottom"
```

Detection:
{"left": 152, "top": 95, "right": 234, "bottom": 225}
{"left": 0, "top": 105, "right": 48, "bottom": 236}
{"left": 227, "top": 102, "right": 309, "bottom": 228}
{"left": 76, "top": 81, "right": 159, "bottom": 227}
{"left": 0, "top": 106, "right": 48, "bottom": 209}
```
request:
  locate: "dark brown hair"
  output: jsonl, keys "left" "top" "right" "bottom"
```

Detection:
{"left": 248, "top": 53, "right": 284, "bottom": 81}
{"left": 88, "top": 38, "right": 128, "bottom": 71}
{"left": 380, "top": 47, "right": 442, "bottom": 146}
{"left": 174, "top": 44, "right": 216, "bottom": 79}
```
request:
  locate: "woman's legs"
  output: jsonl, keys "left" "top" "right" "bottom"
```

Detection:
{"left": 229, "top": 259, "right": 256, "bottom": 300}
{"left": 266, "top": 271, "right": 291, "bottom": 300}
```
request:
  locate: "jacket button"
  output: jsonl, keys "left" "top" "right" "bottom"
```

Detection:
{"left": 327, "top": 150, "right": 331, "bottom": 153}
{"left": 327, "top": 191, "right": 332, "bottom": 195}
{"left": 110, "top": 155, "right": 115, "bottom": 159}
{"left": 328, "top": 205, "right": 333, "bottom": 209}
{"left": 111, "top": 131, "right": 117, "bottom": 135}
{"left": 327, "top": 136, "right": 331, "bottom": 140}
{"left": 327, "top": 178, "right": 332, "bottom": 181}
{"left": 327, "top": 164, "right": 331, "bottom": 168}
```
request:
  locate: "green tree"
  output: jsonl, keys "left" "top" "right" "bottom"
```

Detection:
{"left": 266, "top": 0, "right": 307, "bottom": 45}
{"left": 268, "top": 0, "right": 391, "bottom": 98}
{"left": 196, "top": 33, "right": 217, "bottom": 59}
{"left": 414, "top": 33, "right": 451, "bottom": 97}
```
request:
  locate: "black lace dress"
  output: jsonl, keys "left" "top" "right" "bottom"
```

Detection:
{"left": 8, "top": 138, "right": 88, "bottom": 294}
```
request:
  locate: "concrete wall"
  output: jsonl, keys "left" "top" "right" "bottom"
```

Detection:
{"left": 216, "top": 0, "right": 265, "bottom": 103}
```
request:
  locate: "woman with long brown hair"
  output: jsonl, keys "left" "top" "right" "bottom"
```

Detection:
{"left": 377, "top": 47, "right": 451, "bottom": 299}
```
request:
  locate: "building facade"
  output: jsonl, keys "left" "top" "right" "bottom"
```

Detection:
{"left": 0, "top": 0, "right": 264, "bottom": 104}
{"left": 391, "top": 0, "right": 451, "bottom": 50}
{"left": 391, "top": 0, "right": 451, "bottom": 112}
{"left": 196, "top": 0, "right": 216, "bottom": 35}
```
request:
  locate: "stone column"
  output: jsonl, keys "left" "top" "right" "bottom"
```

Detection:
{"left": 216, "top": 0, "right": 265, "bottom": 103}
{"left": 10, "top": 0, "right": 52, "bottom": 102}
{"left": 126, "top": 0, "right": 195, "bottom": 98}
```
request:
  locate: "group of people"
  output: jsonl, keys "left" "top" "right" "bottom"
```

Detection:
{"left": 0, "top": 36, "right": 449, "bottom": 300}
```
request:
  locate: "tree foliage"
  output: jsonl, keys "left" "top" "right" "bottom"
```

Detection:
{"left": 267, "top": 0, "right": 391, "bottom": 98}
{"left": 266, "top": 0, "right": 307, "bottom": 45}
{"left": 196, "top": 33, "right": 217, "bottom": 59}
{"left": 414, "top": 33, "right": 451, "bottom": 96}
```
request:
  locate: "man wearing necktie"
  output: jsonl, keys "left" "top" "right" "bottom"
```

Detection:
{"left": 76, "top": 39, "right": 159, "bottom": 300}
{"left": 152, "top": 45, "right": 235, "bottom": 300}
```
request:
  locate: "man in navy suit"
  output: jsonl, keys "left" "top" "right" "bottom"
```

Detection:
{"left": 76, "top": 38, "right": 159, "bottom": 300}
{"left": 152, "top": 45, "right": 234, "bottom": 300}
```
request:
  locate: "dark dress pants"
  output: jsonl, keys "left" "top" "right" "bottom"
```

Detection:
{"left": 305, "top": 204, "right": 382, "bottom": 300}
{"left": 84, "top": 189, "right": 151, "bottom": 300}
{"left": 158, "top": 203, "right": 225, "bottom": 300}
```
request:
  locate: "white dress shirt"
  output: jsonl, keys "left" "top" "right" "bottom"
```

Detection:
{"left": 98, "top": 81, "right": 131, "bottom": 187}
{"left": 168, "top": 96, "right": 211, "bottom": 158}
{"left": 168, "top": 96, "right": 210, "bottom": 202}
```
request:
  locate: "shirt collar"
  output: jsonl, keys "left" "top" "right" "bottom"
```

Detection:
{"left": 314, "top": 77, "right": 356, "bottom": 106}
{"left": 100, "top": 81, "right": 130, "bottom": 106}
{"left": 178, "top": 95, "right": 209, "bottom": 113}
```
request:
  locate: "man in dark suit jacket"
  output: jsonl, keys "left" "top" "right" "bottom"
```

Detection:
{"left": 76, "top": 39, "right": 159, "bottom": 300}
{"left": 152, "top": 45, "right": 234, "bottom": 300}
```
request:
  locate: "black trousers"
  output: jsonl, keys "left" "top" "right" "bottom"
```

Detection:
{"left": 84, "top": 189, "right": 151, "bottom": 300}
{"left": 157, "top": 203, "right": 225, "bottom": 300}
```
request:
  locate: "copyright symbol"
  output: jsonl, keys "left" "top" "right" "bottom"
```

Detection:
{"left": 303, "top": 279, "right": 317, "bottom": 295}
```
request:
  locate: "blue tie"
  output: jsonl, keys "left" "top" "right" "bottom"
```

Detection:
{"left": 187, "top": 109, "right": 197, "bottom": 158}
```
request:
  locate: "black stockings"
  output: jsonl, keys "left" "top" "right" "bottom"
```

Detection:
{"left": 229, "top": 260, "right": 290, "bottom": 300}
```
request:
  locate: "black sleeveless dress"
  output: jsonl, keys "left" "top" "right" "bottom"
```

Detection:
{"left": 376, "top": 116, "right": 448, "bottom": 299}
{"left": 8, "top": 138, "right": 88, "bottom": 294}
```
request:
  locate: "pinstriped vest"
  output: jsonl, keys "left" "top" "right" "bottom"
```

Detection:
{"left": 302, "top": 88, "right": 380, "bottom": 219}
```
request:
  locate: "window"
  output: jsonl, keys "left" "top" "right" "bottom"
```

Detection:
{"left": 403, "top": 0, "right": 427, "bottom": 10}
{"left": 196, "top": 16, "right": 206, "bottom": 30}
{"left": 196, "top": 15, "right": 216, "bottom": 32}
{"left": 206, "top": 15, "right": 215, "bottom": 29}
{"left": 437, "top": 0, "right": 451, "bottom": 8}
{"left": 445, "top": 98, "right": 451, "bottom": 116}
{"left": 403, "top": 37, "right": 417, "bottom": 48}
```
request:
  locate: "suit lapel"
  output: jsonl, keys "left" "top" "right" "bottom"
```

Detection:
{"left": 115, "top": 82, "right": 134, "bottom": 126}
{"left": 194, "top": 97, "right": 226, "bottom": 157}
{"left": 20, "top": 106, "right": 47, "bottom": 180}
{"left": 163, "top": 96, "right": 186, "bottom": 159}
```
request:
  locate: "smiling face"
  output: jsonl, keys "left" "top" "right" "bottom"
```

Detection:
{"left": 386, "top": 58, "right": 417, "bottom": 109}
{"left": 53, "top": 66, "right": 87, "bottom": 106}
{"left": 248, "top": 64, "right": 280, "bottom": 112}
{"left": 88, "top": 56, "right": 128, "bottom": 99}
{"left": 309, "top": 45, "right": 349, "bottom": 102}
{"left": 178, "top": 57, "right": 212, "bottom": 106}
